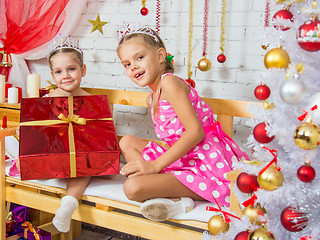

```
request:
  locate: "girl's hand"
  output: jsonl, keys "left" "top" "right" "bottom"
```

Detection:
{"left": 120, "top": 160, "right": 161, "bottom": 178}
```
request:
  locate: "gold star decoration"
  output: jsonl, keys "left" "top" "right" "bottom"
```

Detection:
{"left": 88, "top": 14, "right": 108, "bottom": 34}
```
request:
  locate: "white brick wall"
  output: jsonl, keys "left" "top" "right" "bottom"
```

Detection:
{"left": 27, "top": 0, "right": 267, "bottom": 149}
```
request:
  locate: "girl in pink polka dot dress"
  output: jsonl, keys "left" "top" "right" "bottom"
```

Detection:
{"left": 117, "top": 25, "right": 250, "bottom": 222}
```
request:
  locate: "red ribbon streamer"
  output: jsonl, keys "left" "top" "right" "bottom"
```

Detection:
{"left": 206, "top": 196, "right": 241, "bottom": 223}
{"left": 300, "top": 237, "right": 312, "bottom": 240}
{"left": 298, "top": 105, "right": 318, "bottom": 121}
{"left": 242, "top": 187, "right": 261, "bottom": 207}
{"left": 258, "top": 147, "right": 280, "bottom": 175}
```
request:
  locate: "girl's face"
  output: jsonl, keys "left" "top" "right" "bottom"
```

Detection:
{"left": 50, "top": 52, "right": 86, "bottom": 94}
{"left": 117, "top": 37, "right": 165, "bottom": 90}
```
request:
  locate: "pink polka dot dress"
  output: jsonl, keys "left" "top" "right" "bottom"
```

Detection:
{"left": 142, "top": 74, "right": 250, "bottom": 206}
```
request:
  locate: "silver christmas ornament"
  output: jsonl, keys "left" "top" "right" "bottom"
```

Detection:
{"left": 280, "top": 78, "right": 306, "bottom": 104}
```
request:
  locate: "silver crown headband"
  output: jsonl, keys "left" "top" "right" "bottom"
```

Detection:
{"left": 46, "top": 35, "right": 83, "bottom": 59}
{"left": 117, "top": 22, "right": 160, "bottom": 43}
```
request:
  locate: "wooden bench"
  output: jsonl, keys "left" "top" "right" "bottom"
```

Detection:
{"left": 0, "top": 88, "right": 258, "bottom": 240}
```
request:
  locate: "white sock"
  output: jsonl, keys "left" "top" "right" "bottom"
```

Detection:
{"left": 52, "top": 195, "right": 78, "bottom": 233}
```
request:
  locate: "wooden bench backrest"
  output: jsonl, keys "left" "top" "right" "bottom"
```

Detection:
{"left": 83, "top": 88, "right": 257, "bottom": 137}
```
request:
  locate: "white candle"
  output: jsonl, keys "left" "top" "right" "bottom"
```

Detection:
{"left": 27, "top": 73, "right": 40, "bottom": 98}
{"left": 8, "top": 87, "right": 18, "bottom": 104}
{"left": 0, "top": 74, "right": 5, "bottom": 103}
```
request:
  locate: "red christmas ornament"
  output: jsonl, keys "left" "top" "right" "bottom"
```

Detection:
{"left": 254, "top": 84, "right": 271, "bottom": 100}
{"left": 272, "top": 9, "right": 294, "bottom": 31}
{"left": 186, "top": 78, "right": 196, "bottom": 88}
{"left": 217, "top": 54, "right": 226, "bottom": 63}
{"left": 253, "top": 122, "right": 275, "bottom": 144}
{"left": 234, "top": 230, "right": 250, "bottom": 240}
{"left": 297, "top": 19, "right": 320, "bottom": 52}
{"left": 297, "top": 164, "right": 316, "bottom": 182}
{"left": 280, "top": 207, "right": 308, "bottom": 232}
{"left": 140, "top": 7, "right": 149, "bottom": 16}
{"left": 236, "top": 172, "right": 259, "bottom": 194}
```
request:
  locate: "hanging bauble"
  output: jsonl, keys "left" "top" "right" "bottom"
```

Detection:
{"left": 275, "top": 0, "right": 286, "bottom": 3}
{"left": 307, "top": 92, "right": 320, "bottom": 125}
{"left": 253, "top": 122, "right": 275, "bottom": 144}
{"left": 258, "top": 165, "right": 283, "bottom": 191}
{"left": 234, "top": 231, "right": 250, "bottom": 240}
{"left": 254, "top": 84, "right": 271, "bottom": 101}
{"left": 272, "top": 9, "right": 294, "bottom": 31}
{"left": 279, "top": 78, "right": 306, "bottom": 104}
{"left": 198, "top": 57, "right": 211, "bottom": 71}
{"left": 140, "top": 7, "right": 149, "bottom": 16}
{"left": 294, "top": 122, "right": 320, "bottom": 150}
{"left": 297, "top": 163, "right": 316, "bottom": 182}
{"left": 217, "top": 54, "right": 226, "bottom": 63}
{"left": 264, "top": 47, "right": 290, "bottom": 69}
{"left": 297, "top": 19, "right": 320, "bottom": 52}
{"left": 186, "top": 78, "right": 196, "bottom": 88}
{"left": 280, "top": 207, "right": 308, "bottom": 232}
{"left": 242, "top": 204, "right": 266, "bottom": 226}
{"left": 236, "top": 172, "right": 259, "bottom": 194}
{"left": 208, "top": 215, "right": 229, "bottom": 235}
{"left": 248, "top": 227, "right": 275, "bottom": 240}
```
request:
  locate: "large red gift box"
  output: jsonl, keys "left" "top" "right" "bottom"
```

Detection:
{"left": 19, "top": 95, "right": 120, "bottom": 180}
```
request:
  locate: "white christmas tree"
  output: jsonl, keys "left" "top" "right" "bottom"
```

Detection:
{"left": 203, "top": 1, "right": 320, "bottom": 239}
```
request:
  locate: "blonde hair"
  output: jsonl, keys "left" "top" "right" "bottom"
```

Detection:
{"left": 48, "top": 48, "right": 83, "bottom": 70}
{"left": 118, "top": 29, "right": 174, "bottom": 118}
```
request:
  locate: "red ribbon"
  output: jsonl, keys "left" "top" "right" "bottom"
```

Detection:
{"left": 298, "top": 105, "right": 318, "bottom": 121}
{"left": 258, "top": 147, "right": 280, "bottom": 175}
{"left": 206, "top": 196, "right": 241, "bottom": 223}
{"left": 300, "top": 236, "right": 312, "bottom": 240}
{"left": 242, "top": 187, "right": 262, "bottom": 207}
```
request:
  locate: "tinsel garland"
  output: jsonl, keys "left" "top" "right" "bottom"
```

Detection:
{"left": 219, "top": 0, "right": 227, "bottom": 54}
{"left": 202, "top": 0, "right": 209, "bottom": 57}
{"left": 155, "top": 0, "right": 161, "bottom": 33}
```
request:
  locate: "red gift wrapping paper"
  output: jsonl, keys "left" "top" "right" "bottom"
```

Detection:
{"left": 19, "top": 95, "right": 120, "bottom": 180}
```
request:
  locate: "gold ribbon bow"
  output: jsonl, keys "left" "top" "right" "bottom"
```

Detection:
{"left": 20, "top": 96, "right": 113, "bottom": 177}
{"left": 44, "top": 80, "right": 57, "bottom": 91}
{"left": 22, "top": 221, "right": 41, "bottom": 240}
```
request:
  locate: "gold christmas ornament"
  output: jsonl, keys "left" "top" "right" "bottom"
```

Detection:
{"left": 257, "top": 165, "right": 284, "bottom": 191}
{"left": 198, "top": 57, "right": 211, "bottom": 71}
{"left": 264, "top": 47, "right": 290, "bottom": 69}
{"left": 243, "top": 205, "right": 267, "bottom": 226}
{"left": 208, "top": 215, "right": 230, "bottom": 235}
{"left": 294, "top": 122, "right": 320, "bottom": 150}
{"left": 248, "top": 227, "right": 275, "bottom": 240}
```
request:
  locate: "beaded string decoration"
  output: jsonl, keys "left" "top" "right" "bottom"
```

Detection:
{"left": 261, "top": 0, "right": 271, "bottom": 49}
{"left": 217, "top": 0, "right": 227, "bottom": 63}
{"left": 186, "top": 0, "right": 195, "bottom": 88}
{"left": 140, "top": 0, "right": 148, "bottom": 16}
{"left": 155, "top": 0, "right": 161, "bottom": 33}
{"left": 198, "top": 0, "right": 211, "bottom": 72}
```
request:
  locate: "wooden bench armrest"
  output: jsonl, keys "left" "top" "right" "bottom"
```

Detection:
{"left": 0, "top": 127, "right": 16, "bottom": 138}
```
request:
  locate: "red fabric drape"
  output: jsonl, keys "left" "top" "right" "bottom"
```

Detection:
{"left": 0, "top": 0, "right": 70, "bottom": 78}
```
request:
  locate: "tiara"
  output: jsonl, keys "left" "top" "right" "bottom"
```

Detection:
{"left": 46, "top": 35, "right": 83, "bottom": 59}
{"left": 117, "top": 22, "right": 159, "bottom": 43}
